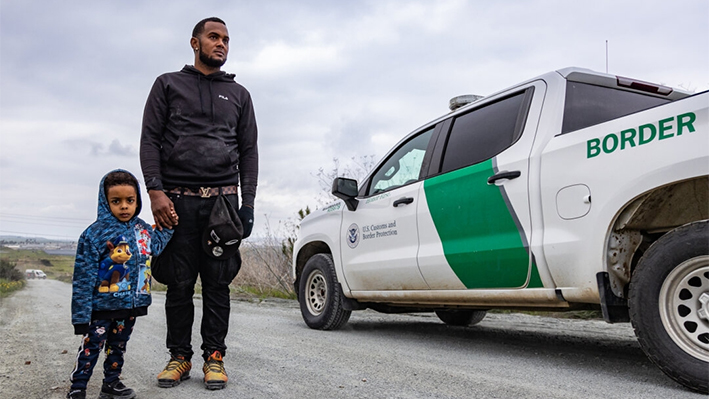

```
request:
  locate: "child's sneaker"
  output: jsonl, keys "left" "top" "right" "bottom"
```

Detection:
{"left": 66, "top": 389, "right": 86, "bottom": 399}
{"left": 98, "top": 379, "right": 135, "bottom": 399}
{"left": 157, "top": 355, "right": 191, "bottom": 388}
{"left": 202, "top": 350, "right": 228, "bottom": 390}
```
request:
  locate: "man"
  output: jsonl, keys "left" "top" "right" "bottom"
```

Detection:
{"left": 139, "top": 17, "right": 258, "bottom": 391}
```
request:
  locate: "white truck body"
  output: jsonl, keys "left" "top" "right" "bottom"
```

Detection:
{"left": 293, "top": 67, "right": 708, "bottom": 392}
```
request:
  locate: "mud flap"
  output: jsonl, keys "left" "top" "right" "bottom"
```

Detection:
{"left": 338, "top": 283, "right": 367, "bottom": 311}
{"left": 597, "top": 271, "right": 630, "bottom": 323}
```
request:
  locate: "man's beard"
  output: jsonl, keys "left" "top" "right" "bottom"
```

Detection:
{"left": 199, "top": 49, "right": 226, "bottom": 68}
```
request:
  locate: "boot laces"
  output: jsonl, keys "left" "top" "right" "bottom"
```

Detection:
{"left": 165, "top": 356, "right": 187, "bottom": 371}
{"left": 205, "top": 351, "right": 225, "bottom": 374}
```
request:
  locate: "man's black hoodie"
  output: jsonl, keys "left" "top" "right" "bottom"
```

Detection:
{"left": 140, "top": 65, "right": 258, "bottom": 207}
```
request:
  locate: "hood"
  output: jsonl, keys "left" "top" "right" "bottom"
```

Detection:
{"left": 181, "top": 65, "right": 235, "bottom": 82}
{"left": 97, "top": 169, "right": 143, "bottom": 224}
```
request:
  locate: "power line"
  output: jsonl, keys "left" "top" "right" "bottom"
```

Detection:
{"left": 0, "top": 213, "right": 92, "bottom": 231}
{"left": 0, "top": 219, "right": 87, "bottom": 228}
{"left": 0, "top": 229, "right": 78, "bottom": 239}
{"left": 0, "top": 212, "right": 92, "bottom": 222}
{"left": 0, "top": 214, "right": 89, "bottom": 225}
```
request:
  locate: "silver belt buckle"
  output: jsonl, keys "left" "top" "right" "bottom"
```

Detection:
{"left": 199, "top": 187, "right": 212, "bottom": 198}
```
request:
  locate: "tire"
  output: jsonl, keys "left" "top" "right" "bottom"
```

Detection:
{"left": 435, "top": 309, "right": 487, "bottom": 326}
{"left": 628, "top": 220, "right": 709, "bottom": 394}
{"left": 298, "top": 254, "right": 351, "bottom": 330}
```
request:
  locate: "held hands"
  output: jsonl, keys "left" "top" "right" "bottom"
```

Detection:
{"left": 148, "top": 190, "right": 250, "bottom": 236}
{"left": 149, "top": 190, "right": 179, "bottom": 230}
{"left": 237, "top": 205, "right": 254, "bottom": 239}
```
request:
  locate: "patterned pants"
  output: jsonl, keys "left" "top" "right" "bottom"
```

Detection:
{"left": 69, "top": 318, "right": 136, "bottom": 390}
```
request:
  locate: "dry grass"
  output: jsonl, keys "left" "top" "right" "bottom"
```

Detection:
{"left": 150, "top": 241, "right": 297, "bottom": 300}
{"left": 233, "top": 242, "right": 295, "bottom": 299}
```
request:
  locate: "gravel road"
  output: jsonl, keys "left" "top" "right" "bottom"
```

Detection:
{"left": 0, "top": 279, "right": 703, "bottom": 399}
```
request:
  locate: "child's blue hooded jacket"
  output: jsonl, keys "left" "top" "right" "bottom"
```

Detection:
{"left": 71, "top": 169, "right": 173, "bottom": 331}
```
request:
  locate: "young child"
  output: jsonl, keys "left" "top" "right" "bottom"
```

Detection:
{"left": 68, "top": 170, "right": 174, "bottom": 399}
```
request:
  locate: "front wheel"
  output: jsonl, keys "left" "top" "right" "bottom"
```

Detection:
{"left": 298, "top": 254, "right": 351, "bottom": 330}
{"left": 629, "top": 220, "right": 709, "bottom": 393}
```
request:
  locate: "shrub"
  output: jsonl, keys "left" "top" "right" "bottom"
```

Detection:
{"left": 0, "top": 258, "right": 23, "bottom": 281}
{"left": 0, "top": 278, "right": 26, "bottom": 296}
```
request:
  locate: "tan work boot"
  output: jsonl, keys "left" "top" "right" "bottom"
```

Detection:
{"left": 203, "top": 351, "right": 228, "bottom": 390}
{"left": 157, "top": 355, "right": 191, "bottom": 388}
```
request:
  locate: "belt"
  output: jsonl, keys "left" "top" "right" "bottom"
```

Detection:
{"left": 166, "top": 185, "right": 238, "bottom": 198}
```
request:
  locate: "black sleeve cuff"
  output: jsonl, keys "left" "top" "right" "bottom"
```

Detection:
{"left": 73, "top": 324, "right": 89, "bottom": 335}
{"left": 145, "top": 177, "right": 163, "bottom": 191}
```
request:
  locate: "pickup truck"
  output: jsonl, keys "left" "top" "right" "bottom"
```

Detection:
{"left": 292, "top": 67, "right": 708, "bottom": 393}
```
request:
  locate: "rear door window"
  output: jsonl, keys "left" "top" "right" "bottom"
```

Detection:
{"left": 440, "top": 89, "right": 533, "bottom": 174}
{"left": 561, "top": 81, "right": 671, "bottom": 134}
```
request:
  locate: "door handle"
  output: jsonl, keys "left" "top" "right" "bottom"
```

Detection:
{"left": 487, "top": 170, "right": 521, "bottom": 185}
{"left": 393, "top": 197, "right": 414, "bottom": 207}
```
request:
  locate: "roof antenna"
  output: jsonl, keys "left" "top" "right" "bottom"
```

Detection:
{"left": 605, "top": 40, "right": 609, "bottom": 74}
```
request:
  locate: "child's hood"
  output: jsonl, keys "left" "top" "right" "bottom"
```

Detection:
{"left": 97, "top": 169, "right": 143, "bottom": 223}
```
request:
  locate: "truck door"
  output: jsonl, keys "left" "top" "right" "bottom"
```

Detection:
{"left": 418, "top": 82, "right": 546, "bottom": 289}
{"left": 340, "top": 127, "right": 436, "bottom": 291}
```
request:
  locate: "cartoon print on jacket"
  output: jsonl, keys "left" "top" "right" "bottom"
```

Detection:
{"left": 138, "top": 261, "right": 152, "bottom": 294}
{"left": 135, "top": 228, "right": 152, "bottom": 294}
{"left": 98, "top": 235, "right": 132, "bottom": 293}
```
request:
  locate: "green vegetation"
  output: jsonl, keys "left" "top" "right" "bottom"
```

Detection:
{"left": 0, "top": 278, "right": 26, "bottom": 297}
{"left": 233, "top": 285, "right": 297, "bottom": 300}
{"left": 0, "top": 258, "right": 26, "bottom": 297}
{"left": 151, "top": 280, "right": 167, "bottom": 292}
{"left": 0, "top": 246, "right": 75, "bottom": 283}
{"left": 0, "top": 257, "right": 23, "bottom": 280}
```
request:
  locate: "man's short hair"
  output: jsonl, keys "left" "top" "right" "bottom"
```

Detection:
{"left": 104, "top": 171, "right": 139, "bottom": 198}
{"left": 192, "top": 17, "right": 226, "bottom": 38}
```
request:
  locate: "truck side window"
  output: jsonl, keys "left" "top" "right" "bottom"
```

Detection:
{"left": 440, "top": 89, "right": 531, "bottom": 174}
{"left": 368, "top": 127, "right": 435, "bottom": 195}
{"left": 561, "top": 81, "right": 671, "bottom": 134}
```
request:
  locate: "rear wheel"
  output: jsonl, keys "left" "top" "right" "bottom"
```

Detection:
{"left": 435, "top": 309, "right": 487, "bottom": 326}
{"left": 298, "top": 254, "right": 351, "bottom": 330}
{"left": 629, "top": 220, "right": 709, "bottom": 393}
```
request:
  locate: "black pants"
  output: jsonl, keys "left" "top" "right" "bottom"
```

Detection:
{"left": 152, "top": 192, "right": 241, "bottom": 361}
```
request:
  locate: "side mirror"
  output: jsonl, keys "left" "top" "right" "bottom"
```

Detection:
{"left": 331, "top": 177, "right": 359, "bottom": 211}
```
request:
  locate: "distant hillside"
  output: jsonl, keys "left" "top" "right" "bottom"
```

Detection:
{"left": 0, "top": 235, "right": 74, "bottom": 244}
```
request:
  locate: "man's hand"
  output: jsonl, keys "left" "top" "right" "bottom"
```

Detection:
{"left": 149, "top": 190, "right": 178, "bottom": 230}
{"left": 237, "top": 205, "right": 254, "bottom": 239}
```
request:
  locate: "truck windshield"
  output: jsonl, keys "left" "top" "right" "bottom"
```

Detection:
{"left": 561, "top": 81, "right": 672, "bottom": 135}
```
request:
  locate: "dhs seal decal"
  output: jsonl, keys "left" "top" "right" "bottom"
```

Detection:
{"left": 346, "top": 223, "right": 360, "bottom": 249}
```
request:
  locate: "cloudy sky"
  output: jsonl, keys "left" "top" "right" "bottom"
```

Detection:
{"left": 1, "top": 0, "right": 707, "bottom": 241}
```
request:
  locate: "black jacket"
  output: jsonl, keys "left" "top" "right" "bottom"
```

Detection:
{"left": 140, "top": 65, "right": 258, "bottom": 206}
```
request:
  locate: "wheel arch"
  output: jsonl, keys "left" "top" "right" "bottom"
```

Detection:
{"left": 605, "top": 176, "right": 709, "bottom": 299}
{"left": 294, "top": 240, "right": 332, "bottom": 297}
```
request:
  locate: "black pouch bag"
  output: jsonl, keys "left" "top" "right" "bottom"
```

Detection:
{"left": 202, "top": 190, "right": 244, "bottom": 259}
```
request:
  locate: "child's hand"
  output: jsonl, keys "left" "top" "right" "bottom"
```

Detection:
{"left": 149, "top": 190, "right": 179, "bottom": 230}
